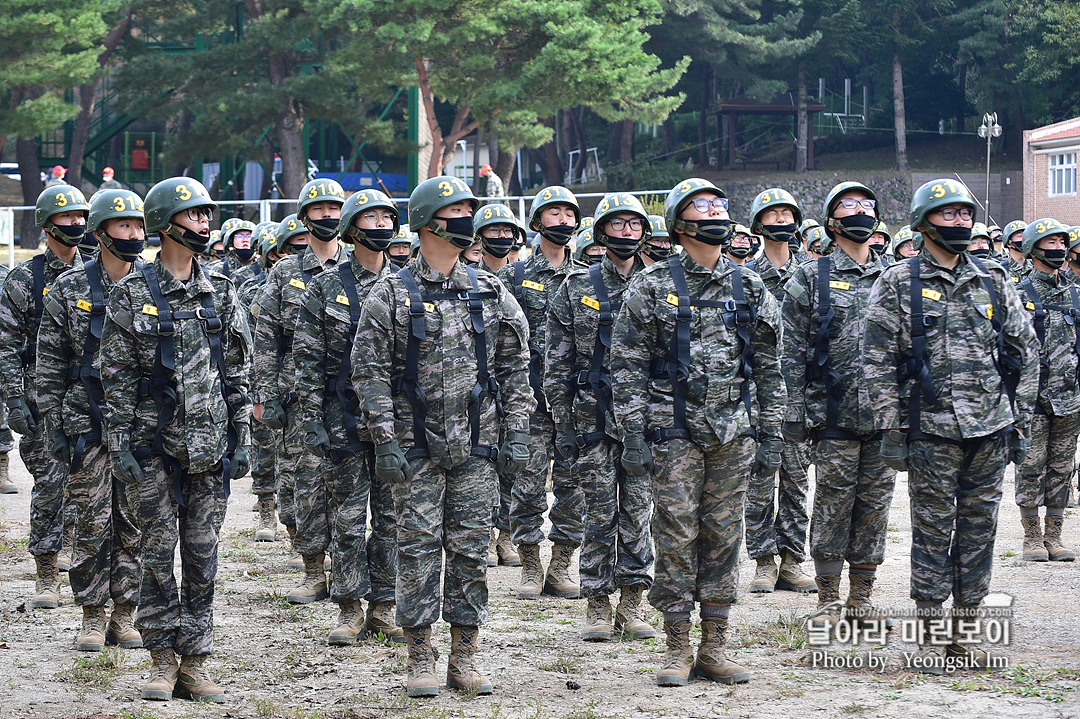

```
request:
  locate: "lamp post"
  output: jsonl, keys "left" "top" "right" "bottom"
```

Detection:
{"left": 977, "top": 112, "right": 1002, "bottom": 222}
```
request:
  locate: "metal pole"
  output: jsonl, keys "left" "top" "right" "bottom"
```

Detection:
{"left": 985, "top": 113, "right": 992, "bottom": 222}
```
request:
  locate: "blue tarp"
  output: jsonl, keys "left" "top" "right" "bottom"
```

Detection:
{"left": 314, "top": 172, "right": 409, "bottom": 196}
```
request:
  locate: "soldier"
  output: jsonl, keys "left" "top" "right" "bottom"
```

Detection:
{"left": 967, "top": 223, "right": 993, "bottom": 259}
{"left": 545, "top": 193, "right": 656, "bottom": 643}
{"left": 574, "top": 228, "right": 605, "bottom": 266}
{"left": 1014, "top": 218, "right": 1080, "bottom": 561}
{"left": 506, "top": 225, "right": 527, "bottom": 264}
{"left": 867, "top": 221, "right": 890, "bottom": 258}
{"left": 988, "top": 224, "right": 1003, "bottom": 255}
{"left": 205, "top": 218, "right": 257, "bottom": 283}
{"left": 36, "top": 189, "right": 146, "bottom": 652}
{"left": 641, "top": 214, "right": 673, "bottom": 266}
{"left": 890, "top": 225, "right": 921, "bottom": 261}
{"left": 1001, "top": 220, "right": 1029, "bottom": 281}
{"left": 352, "top": 176, "right": 534, "bottom": 697}
{"left": 388, "top": 230, "right": 413, "bottom": 269}
{"left": 743, "top": 188, "right": 815, "bottom": 595}
{"left": 480, "top": 163, "right": 504, "bottom": 198}
{"left": 724, "top": 224, "right": 754, "bottom": 266}
{"left": 0, "top": 185, "right": 86, "bottom": 608}
{"left": 781, "top": 181, "right": 896, "bottom": 632}
{"left": 805, "top": 225, "right": 831, "bottom": 260}
{"left": 863, "top": 179, "right": 1037, "bottom": 673}
{"left": 496, "top": 185, "right": 585, "bottom": 601}
{"left": 0, "top": 262, "right": 14, "bottom": 494}
{"left": 1065, "top": 226, "right": 1080, "bottom": 285}
{"left": 206, "top": 229, "right": 226, "bottom": 261}
{"left": 231, "top": 222, "right": 275, "bottom": 289}
{"left": 100, "top": 177, "right": 251, "bottom": 701}
{"left": 611, "top": 178, "right": 785, "bottom": 687}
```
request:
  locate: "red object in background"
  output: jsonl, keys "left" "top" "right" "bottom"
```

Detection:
{"left": 131, "top": 149, "right": 149, "bottom": 170}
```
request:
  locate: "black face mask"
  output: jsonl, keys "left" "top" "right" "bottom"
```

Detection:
{"left": 683, "top": 219, "right": 733, "bottom": 246}
{"left": 233, "top": 246, "right": 256, "bottom": 263}
{"left": 167, "top": 224, "right": 212, "bottom": 254}
{"left": 50, "top": 223, "right": 86, "bottom": 247}
{"left": 927, "top": 224, "right": 973, "bottom": 255}
{"left": 762, "top": 223, "right": 798, "bottom": 245}
{"left": 831, "top": 214, "right": 877, "bottom": 243}
{"left": 432, "top": 216, "right": 475, "bottom": 249}
{"left": 869, "top": 241, "right": 886, "bottom": 253}
{"left": 727, "top": 244, "right": 752, "bottom": 259}
{"left": 581, "top": 252, "right": 603, "bottom": 265}
{"left": 968, "top": 247, "right": 992, "bottom": 259}
{"left": 540, "top": 223, "right": 576, "bottom": 246}
{"left": 352, "top": 227, "right": 395, "bottom": 252}
{"left": 102, "top": 234, "right": 145, "bottom": 263}
{"left": 213, "top": 247, "right": 226, "bottom": 259}
{"left": 308, "top": 217, "right": 339, "bottom": 242}
{"left": 388, "top": 254, "right": 410, "bottom": 268}
{"left": 1036, "top": 248, "right": 1068, "bottom": 269}
{"left": 480, "top": 236, "right": 515, "bottom": 259}
{"left": 643, "top": 242, "right": 672, "bottom": 263}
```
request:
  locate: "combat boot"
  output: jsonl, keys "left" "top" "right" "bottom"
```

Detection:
{"left": 543, "top": 544, "right": 581, "bottom": 598}
{"left": 1043, "top": 515, "right": 1076, "bottom": 561}
{"left": 845, "top": 571, "right": 891, "bottom": 628}
{"left": 487, "top": 529, "right": 498, "bottom": 567}
{"left": 446, "top": 625, "right": 493, "bottom": 695}
{"left": 403, "top": 625, "right": 439, "bottom": 697}
{"left": 945, "top": 605, "right": 1001, "bottom": 672}
{"left": 57, "top": 523, "right": 73, "bottom": 572}
{"left": 175, "top": 654, "right": 225, "bottom": 703}
{"left": 285, "top": 525, "right": 303, "bottom": 570}
{"left": 748, "top": 555, "right": 777, "bottom": 593}
{"left": 365, "top": 600, "right": 405, "bottom": 643}
{"left": 806, "top": 575, "right": 842, "bottom": 634}
{"left": 696, "top": 617, "right": 751, "bottom": 684}
{"left": 32, "top": 553, "right": 61, "bottom": 609}
{"left": 775, "top": 550, "right": 817, "bottom": 593}
{"left": 141, "top": 648, "right": 179, "bottom": 701}
{"left": 75, "top": 605, "right": 107, "bottom": 652}
{"left": 1020, "top": 516, "right": 1049, "bottom": 561}
{"left": 909, "top": 604, "right": 947, "bottom": 675}
{"left": 516, "top": 543, "right": 544, "bottom": 599}
{"left": 614, "top": 585, "right": 657, "bottom": 639}
{"left": 286, "top": 553, "right": 328, "bottom": 604}
{"left": 495, "top": 529, "right": 520, "bottom": 566}
{"left": 255, "top": 495, "right": 277, "bottom": 542}
{"left": 0, "top": 453, "right": 16, "bottom": 494}
{"left": 106, "top": 602, "right": 142, "bottom": 648}
{"left": 327, "top": 600, "right": 364, "bottom": 645}
{"left": 581, "top": 595, "right": 614, "bottom": 641}
{"left": 656, "top": 618, "right": 694, "bottom": 687}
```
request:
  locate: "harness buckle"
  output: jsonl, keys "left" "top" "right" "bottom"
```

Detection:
{"left": 157, "top": 320, "right": 175, "bottom": 336}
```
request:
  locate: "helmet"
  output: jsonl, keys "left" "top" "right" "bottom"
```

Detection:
{"left": 799, "top": 218, "right": 820, "bottom": 235}
{"left": 36, "top": 185, "right": 90, "bottom": 246}
{"left": 389, "top": 226, "right": 413, "bottom": 247}
{"left": 1068, "top": 226, "right": 1080, "bottom": 252}
{"left": 87, "top": 189, "right": 145, "bottom": 262}
{"left": 221, "top": 218, "right": 256, "bottom": 249}
{"left": 890, "top": 225, "right": 915, "bottom": 259}
{"left": 872, "top": 220, "right": 891, "bottom": 242}
{"left": 593, "top": 192, "right": 651, "bottom": 259}
{"left": 749, "top": 187, "right": 803, "bottom": 240}
{"left": 909, "top": 178, "right": 976, "bottom": 232}
{"left": 474, "top": 203, "right": 519, "bottom": 259}
{"left": 408, "top": 176, "right": 478, "bottom": 248}
{"left": 1021, "top": 217, "right": 1070, "bottom": 257}
{"left": 969, "top": 222, "right": 990, "bottom": 241}
{"left": 257, "top": 223, "right": 279, "bottom": 263}
{"left": 987, "top": 224, "right": 1002, "bottom": 238}
{"left": 528, "top": 186, "right": 580, "bottom": 232}
{"left": 664, "top": 178, "right": 726, "bottom": 238}
{"left": 339, "top": 189, "right": 400, "bottom": 250}
{"left": 574, "top": 228, "right": 603, "bottom": 264}
{"left": 579, "top": 216, "right": 595, "bottom": 230}
{"left": 143, "top": 177, "right": 216, "bottom": 234}
{"left": 823, "top": 181, "right": 878, "bottom": 240}
{"left": 297, "top": 178, "right": 346, "bottom": 241}
{"left": 1003, "top": 220, "right": 1027, "bottom": 248}
{"left": 806, "top": 225, "right": 830, "bottom": 255}
{"left": 648, "top": 214, "right": 669, "bottom": 238}
{"left": 276, "top": 214, "right": 309, "bottom": 254}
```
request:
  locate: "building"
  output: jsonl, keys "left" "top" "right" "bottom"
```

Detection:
{"left": 1023, "top": 117, "right": 1080, "bottom": 224}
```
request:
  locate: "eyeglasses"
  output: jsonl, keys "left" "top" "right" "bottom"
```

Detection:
{"left": 185, "top": 207, "right": 214, "bottom": 222}
{"left": 688, "top": 197, "right": 729, "bottom": 213}
{"left": 361, "top": 211, "right": 397, "bottom": 223}
{"left": 606, "top": 218, "right": 644, "bottom": 231}
{"left": 837, "top": 198, "right": 876, "bottom": 210}
{"left": 481, "top": 227, "right": 516, "bottom": 238}
{"left": 937, "top": 207, "right": 974, "bottom": 221}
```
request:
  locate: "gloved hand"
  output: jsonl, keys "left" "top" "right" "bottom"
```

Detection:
{"left": 304, "top": 420, "right": 330, "bottom": 458}
{"left": 752, "top": 436, "right": 783, "bottom": 479}
{"left": 112, "top": 451, "right": 145, "bottom": 483}
{"left": 781, "top": 421, "right": 807, "bottom": 443}
{"left": 47, "top": 428, "right": 71, "bottom": 465}
{"left": 375, "top": 440, "right": 412, "bottom": 483}
{"left": 1009, "top": 430, "right": 1029, "bottom": 466}
{"left": 259, "top": 400, "right": 285, "bottom": 430}
{"left": 620, "top": 435, "right": 654, "bottom": 478}
{"left": 230, "top": 445, "right": 251, "bottom": 478}
{"left": 880, "top": 430, "right": 907, "bottom": 471}
{"left": 497, "top": 429, "right": 531, "bottom": 475}
{"left": 6, "top": 398, "right": 37, "bottom": 436}
{"left": 554, "top": 422, "right": 578, "bottom": 461}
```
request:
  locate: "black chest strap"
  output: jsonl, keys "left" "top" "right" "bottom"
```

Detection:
{"left": 1020, "top": 275, "right": 1080, "bottom": 396}
{"left": 903, "top": 257, "right": 936, "bottom": 442}
{"left": 275, "top": 264, "right": 318, "bottom": 399}
{"left": 325, "top": 263, "right": 372, "bottom": 464}
{"left": 67, "top": 259, "right": 108, "bottom": 472}
{"left": 575, "top": 263, "right": 619, "bottom": 448}
{"left": 805, "top": 257, "right": 858, "bottom": 440}
{"left": 511, "top": 259, "right": 545, "bottom": 410}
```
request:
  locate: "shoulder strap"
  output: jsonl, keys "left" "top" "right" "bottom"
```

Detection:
{"left": 67, "top": 259, "right": 108, "bottom": 472}
{"left": 395, "top": 266, "right": 431, "bottom": 461}
{"left": 807, "top": 256, "right": 843, "bottom": 433}
{"left": 512, "top": 261, "right": 526, "bottom": 308}
{"left": 1019, "top": 276, "right": 1046, "bottom": 343}
{"left": 23, "top": 254, "right": 47, "bottom": 369}
{"left": 729, "top": 265, "right": 757, "bottom": 438}
{"left": 328, "top": 263, "right": 369, "bottom": 460}
{"left": 576, "top": 263, "right": 617, "bottom": 447}
{"left": 905, "top": 257, "right": 935, "bottom": 441}
{"left": 972, "top": 256, "right": 1020, "bottom": 408}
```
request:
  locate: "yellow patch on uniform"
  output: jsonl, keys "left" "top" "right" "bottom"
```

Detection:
{"left": 828, "top": 281, "right": 850, "bottom": 290}
{"left": 289, "top": 278, "right": 306, "bottom": 290}
{"left": 335, "top": 295, "right": 350, "bottom": 306}
{"left": 142, "top": 304, "right": 159, "bottom": 316}
{"left": 921, "top": 288, "right": 942, "bottom": 302}
{"left": 522, "top": 280, "right": 544, "bottom": 292}
{"left": 1011, "top": 276, "right": 1020, "bottom": 283}
{"left": 983, "top": 304, "right": 994, "bottom": 320}
{"left": 581, "top": 296, "right": 600, "bottom": 311}
{"left": 665, "top": 294, "right": 680, "bottom": 306}
{"left": 1025, "top": 301, "right": 1036, "bottom": 311}
{"left": 404, "top": 297, "right": 435, "bottom": 313}
{"left": 42, "top": 287, "right": 50, "bottom": 295}
{"left": 76, "top": 299, "right": 92, "bottom": 312}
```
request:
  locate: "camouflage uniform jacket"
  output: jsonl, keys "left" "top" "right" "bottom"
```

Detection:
{"left": 0, "top": 247, "right": 83, "bottom": 403}
{"left": 205, "top": 254, "right": 257, "bottom": 285}
{"left": 544, "top": 254, "right": 644, "bottom": 440}
{"left": 610, "top": 250, "right": 786, "bottom": 447}
{"left": 252, "top": 244, "right": 348, "bottom": 404}
{"left": 862, "top": 251, "right": 1038, "bottom": 440}
{"left": 353, "top": 254, "right": 535, "bottom": 470}
{"left": 1005, "top": 255, "right": 1030, "bottom": 283}
{"left": 781, "top": 248, "right": 887, "bottom": 433}
{"left": 294, "top": 253, "right": 388, "bottom": 448}
{"left": 99, "top": 256, "right": 252, "bottom": 472}
{"left": 232, "top": 258, "right": 267, "bottom": 288}
{"left": 1018, "top": 269, "right": 1080, "bottom": 416}
{"left": 750, "top": 252, "right": 800, "bottom": 302}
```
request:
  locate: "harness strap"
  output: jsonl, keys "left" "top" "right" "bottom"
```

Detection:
{"left": 806, "top": 256, "right": 845, "bottom": 432}
{"left": 69, "top": 259, "right": 108, "bottom": 472}
{"left": 511, "top": 260, "right": 545, "bottom": 410}
{"left": 575, "top": 263, "right": 618, "bottom": 448}
{"left": 326, "top": 262, "right": 373, "bottom": 463}
{"left": 904, "top": 257, "right": 935, "bottom": 442}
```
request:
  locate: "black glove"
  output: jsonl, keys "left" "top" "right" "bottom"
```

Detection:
{"left": 497, "top": 429, "right": 531, "bottom": 475}
{"left": 620, "top": 435, "right": 654, "bottom": 478}
{"left": 47, "top": 428, "right": 71, "bottom": 466}
{"left": 752, "top": 436, "right": 783, "bottom": 479}
{"left": 1009, "top": 430, "right": 1029, "bottom": 466}
{"left": 304, "top": 420, "right": 330, "bottom": 458}
{"left": 6, "top": 398, "right": 37, "bottom": 436}
{"left": 781, "top": 421, "right": 807, "bottom": 443}
{"left": 880, "top": 430, "right": 907, "bottom": 471}
{"left": 230, "top": 445, "right": 251, "bottom": 478}
{"left": 554, "top": 422, "right": 578, "bottom": 461}
{"left": 260, "top": 400, "right": 285, "bottom": 430}
{"left": 111, "top": 451, "right": 145, "bottom": 483}
{"left": 375, "top": 440, "right": 412, "bottom": 483}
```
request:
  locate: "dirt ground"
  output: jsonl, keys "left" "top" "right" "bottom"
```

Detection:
{"left": 0, "top": 441, "right": 1077, "bottom": 719}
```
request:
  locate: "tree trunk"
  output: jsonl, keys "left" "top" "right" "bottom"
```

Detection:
{"left": 892, "top": 51, "right": 908, "bottom": 175}
{"left": 661, "top": 117, "right": 677, "bottom": 157}
{"left": 698, "top": 62, "right": 711, "bottom": 167}
{"left": 541, "top": 118, "right": 562, "bottom": 186}
{"left": 568, "top": 107, "right": 589, "bottom": 183}
{"left": 619, "top": 119, "right": 634, "bottom": 164}
{"left": 494, "top": 145, "right": 516, "bottom": 196}
{"left": 17, "top": 138, "right": 43, "bottom": 249}
{"left": 276, "top": 100, "right": 306, "bottom": 199}
{"left": 955, "top": 64, "right": 966, "bottom": 134}
{"left": 472, "top": 125, "right": 482, "bottom": 192}
{"left": 607, "top": 122, "right": 621, "bottom": 168}
{"left": 796, "top": 64, "right": 808, "bottom": 174}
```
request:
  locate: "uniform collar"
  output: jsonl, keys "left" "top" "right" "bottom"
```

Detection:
{"left": 411, "top": 253, "right": 475, "bottom": 290}
{"left": 153, "top": 254, "right": 216, "bottom": 298}
{"left": 300, "top": 242, "right": 348, "bottom": 272}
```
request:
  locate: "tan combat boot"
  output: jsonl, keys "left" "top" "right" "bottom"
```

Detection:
{"left": 0, "top": 453, "right": 16, "bottom": 494}
{"left": 696, "top": 617, "right": 751, "bottom": 684}
{"left": 446, "top": 625, "right": 493, "bottom": 695}
{"left": 176, "top": 654, "right": 225, "bottom": 703}
{"left": 516, "top": 543, "right": 544, "bottom": 599}
{"left": 909, "top": 605, "right": 947, "bottom": 675}
{"left": 255, "top": 495, "right": 277, "bottom": 542}
{"left": 403, "top": 625, "right": 439, "bottom": 697}
{"left": 581, "top": 595, "right": 614, "bottom": 642}
{"left": 327, "top": 600, "right": 365, "bottom": 645}
{"left": 748, "top": 555, "right": 777, "bottom": 593}
{"left": 945, "top": 605, "right": 1001, "bottom": 672}
{"left": 57, "top": 523, "right": 74, "bottom": 572}
{"left": 106, "top": 602, "right": 142, "bottom": 648}
{"left": 845, "top": 571, "right": 891, "bottom": 628}
{"left": 75, "top": 605, "right": 107, "bottom": 652}
{"left": 1021, "top": 515, "right": 1049, "bottom": 561}
{"left": 32, "top": 553, "right": 61, "bottom": 609}
{"left": 1044, "top": 515, "right": 1076, "bottom": 561}
{"left": 285, "top": 526, "right": 303, "bottom": 570}
{"left": 776, "top": 550, "right": 817, "bottom": 593}
{"left": 365, "top": 600, "right": 405, "bottom": 643}
{"left": 487, "top": 529, "right": 498, "bottom": 567}
{"left": 656, "top": 618, "right": 694, "bottom": 687}
{"left": 544, "top": 544, "right": 581, "bottom": 599}
{"left": 807, "top": 575, "right": 842, "bottom": 634}
{"left": 286, "top": 553, "right": 328, "bottom": 604}
{"left": 495, "top": 529, "right": 520, "bottom": 566}
{"left": 141, "top": 648, "right": 179, "bottom": 701}
{"left": 615, "top": 585, "right": 657, "bottom": 639}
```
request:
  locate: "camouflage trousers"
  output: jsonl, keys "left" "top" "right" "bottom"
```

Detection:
{"left": 577, "top": 438, "right": 653, "bottom": 598}
{"left": 744, "top": 436, "right": 810, "bottom": 561}
{"left": 68, "top": 443, "right": 140, "bottom": 607}
{"left": 294, "top": 448, "right": 336, "bottom": 555}
{"left": 908, "top": 433, "right": 1008, "bottom": 606}
{"left": 809, "top": 436, "right": 895, "bottom": 565}
{"left": 329, "top": 449, "right": 397, "bottom": 603}
{"left": 492, "top": 467, "right": 513, "bottom": 532}
{"left": 22, "top": 425, "right": 73, "bottom": 556}
{"left": 509, "top": 411, "right": 584, "bottom": 547}
{"left": 0, "top": 400, "right": 12, "bottom": 453}
{"left": 273, "top": 400, "right": 305, "bottom": 529}
{"left": 647, "top": 436, "right": 751, "bottom": 613}
{"left": 250, "top": 420, "right": 277, "bottom": 497}
{"left": 1015, "top": 412, "right": 1080, "bottom": 509}
{"left": 134, "top": 454, "right": 226, "bottom": 655}
{"left": 393, "top": 455, "right": 497, "bottom": 628}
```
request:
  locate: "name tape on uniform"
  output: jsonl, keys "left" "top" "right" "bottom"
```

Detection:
{"left": 76, "top": 299, "right": 92, "bottom": 312}
{"left": 581, "top": 296, "right": 600, "bottom": 311}
{"left": 289, "top": 278, "right": 306, "bottom": 290}
{"left": 404, "top": 297, "right": 436, "bottom": 313}
{"left": 522, "top": 280, "right": 544, "bottom": 292}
